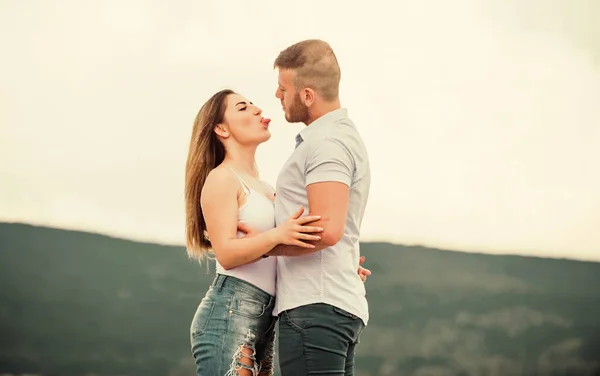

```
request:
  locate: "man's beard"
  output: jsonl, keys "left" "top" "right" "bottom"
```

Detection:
{"left": 285, "top": 94, "right": 310, "bottom": 124}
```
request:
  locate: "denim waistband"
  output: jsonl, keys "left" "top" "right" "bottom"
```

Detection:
{"left": 211, "top": 273, "right": 275, "bottom": 304}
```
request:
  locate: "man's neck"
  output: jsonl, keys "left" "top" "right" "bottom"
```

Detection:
{"left": 305, "top": 99, "right": 341, "bottom": 126}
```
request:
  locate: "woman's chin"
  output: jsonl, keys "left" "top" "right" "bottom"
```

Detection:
{"left": 261, "top": 132, "right": 272, "bottom": 143}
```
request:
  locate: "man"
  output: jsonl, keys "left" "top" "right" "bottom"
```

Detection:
{"left": 268, "top": 39, "right": 371, "bottom": 375}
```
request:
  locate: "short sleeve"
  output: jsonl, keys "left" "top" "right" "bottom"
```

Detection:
{"left": 305, "top": 137, "right": 354, "bottom": 187}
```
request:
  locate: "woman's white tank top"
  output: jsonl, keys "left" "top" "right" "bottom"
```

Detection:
{"left": 214, "top": 169, "right": 277, "bottom": 296}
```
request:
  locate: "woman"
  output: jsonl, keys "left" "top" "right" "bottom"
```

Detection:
{"left": 184, "top": 89, "right": 324, "bottom": 376}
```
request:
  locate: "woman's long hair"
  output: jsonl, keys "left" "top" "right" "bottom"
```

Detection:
{"left": 185, "top": 89, "right": 233, "bottom": 262}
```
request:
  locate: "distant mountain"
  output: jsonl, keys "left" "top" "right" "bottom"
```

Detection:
{"left": 1, "top": 222, "right": 599, "bottom": 376}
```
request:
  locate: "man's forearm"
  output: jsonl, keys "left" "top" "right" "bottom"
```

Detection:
{"left": 267, "top": 242, "right": 329, "bottom": 256}
{"left": 266, "top": 215, "right": 340, "bottom": 256}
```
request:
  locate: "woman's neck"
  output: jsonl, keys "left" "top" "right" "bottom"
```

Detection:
{"left": 223, "top": 146, "right": 258, "bottom": 178}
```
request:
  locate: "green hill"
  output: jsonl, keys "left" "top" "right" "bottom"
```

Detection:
{"left": 0, "top": 222, "right": 599, "bottom": 376}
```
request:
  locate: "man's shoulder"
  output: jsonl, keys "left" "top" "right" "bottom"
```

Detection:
{"left": 309, "top": 119, "right": 358, "bottom": 142}
{"left": 322, "top": 121, "right": 367, "bottom": 153}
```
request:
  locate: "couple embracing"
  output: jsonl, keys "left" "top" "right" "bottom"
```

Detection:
{"left": 184, "top": 39, "right": 371, "bottom": 376}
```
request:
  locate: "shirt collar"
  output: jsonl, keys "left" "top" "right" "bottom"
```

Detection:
{"left": 295, "top": 108, "right": 348, "bottom": 146}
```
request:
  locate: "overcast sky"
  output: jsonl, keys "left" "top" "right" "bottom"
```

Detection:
{"left": 1, "top": 0, "right": 599, "bottom": 261}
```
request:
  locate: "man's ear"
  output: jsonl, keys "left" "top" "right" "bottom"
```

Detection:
{"left": 214, "top": 124, "right": 229, "bottom": 139}
{"left": 301, "top": 88, "right": 316, "bottom": 107}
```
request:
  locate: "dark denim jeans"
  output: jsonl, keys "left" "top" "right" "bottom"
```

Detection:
{"left": 190, "top": 274, "right": 277, "bottom": 375}
{"left": 278, "top": 303, "right": 365, "bottom": 376}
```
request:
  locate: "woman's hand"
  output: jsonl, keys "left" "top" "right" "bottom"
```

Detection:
{"left": 274, "top": 205, "right": 323, "bottom": 248}
{"left": 237, "top": 205, "right": 323, "bottom": 248}
{"left": 358, "top": 256, "right": 371, "bottom": 282}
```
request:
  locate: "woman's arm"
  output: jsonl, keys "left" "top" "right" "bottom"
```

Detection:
{"left": 201, "top": 168, "right": 321, "bottom": 270}
{"left": 201, "top": 168, "right": 279, "bottom": 269}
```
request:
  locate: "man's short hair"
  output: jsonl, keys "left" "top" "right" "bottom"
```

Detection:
{"left": 274, "top": 39, "right": 341, "bottom": 101}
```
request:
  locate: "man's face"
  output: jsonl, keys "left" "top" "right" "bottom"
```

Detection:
{"left": 275, "top": 69, "right": 310, "bottom": 124}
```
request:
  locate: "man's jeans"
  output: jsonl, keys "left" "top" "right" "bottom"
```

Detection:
{"left": 278, "top": 303, "right": 365, "bottom": 375}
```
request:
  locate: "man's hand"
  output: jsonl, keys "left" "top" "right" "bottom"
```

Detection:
{"left": 358, "top": 255, "right": 371, "bottom": 283}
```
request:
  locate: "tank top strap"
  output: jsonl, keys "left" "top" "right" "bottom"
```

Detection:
{"left": 228, "top": 168, "right": 251, "bottom": 195}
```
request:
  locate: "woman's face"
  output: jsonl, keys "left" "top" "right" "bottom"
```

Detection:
{"left": 217, "top": 93, "right": 271, "bottom": 146}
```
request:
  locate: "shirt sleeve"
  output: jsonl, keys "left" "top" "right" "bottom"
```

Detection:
{"left": 305, "top": 137, "right": 354, "bottom": 187}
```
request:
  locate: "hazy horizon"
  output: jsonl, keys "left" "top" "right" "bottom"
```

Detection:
{"left": 1, "top": 0, "right": 599, "bottom": 262}
{"left": 4, "top": 220, "right": 600, "bottom": 265}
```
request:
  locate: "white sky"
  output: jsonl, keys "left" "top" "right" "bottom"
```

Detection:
{"left": 1, "top": 0, "right": 599, "bottom": 261}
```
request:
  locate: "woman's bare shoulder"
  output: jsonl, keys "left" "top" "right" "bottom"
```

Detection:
{"left": 203, "top": 165, "right": 239, "bottom": 195}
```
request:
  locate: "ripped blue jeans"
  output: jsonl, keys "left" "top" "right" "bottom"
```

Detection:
{"left": 190, "top": 274, "right": 277, "bottom": 376}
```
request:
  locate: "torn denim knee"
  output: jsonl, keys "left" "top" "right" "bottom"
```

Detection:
{"left": 258, "top": 337, "right": 275, "bottom": 375}
{"left": 225, "top": 329, "right": 260, "bottom": 376}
